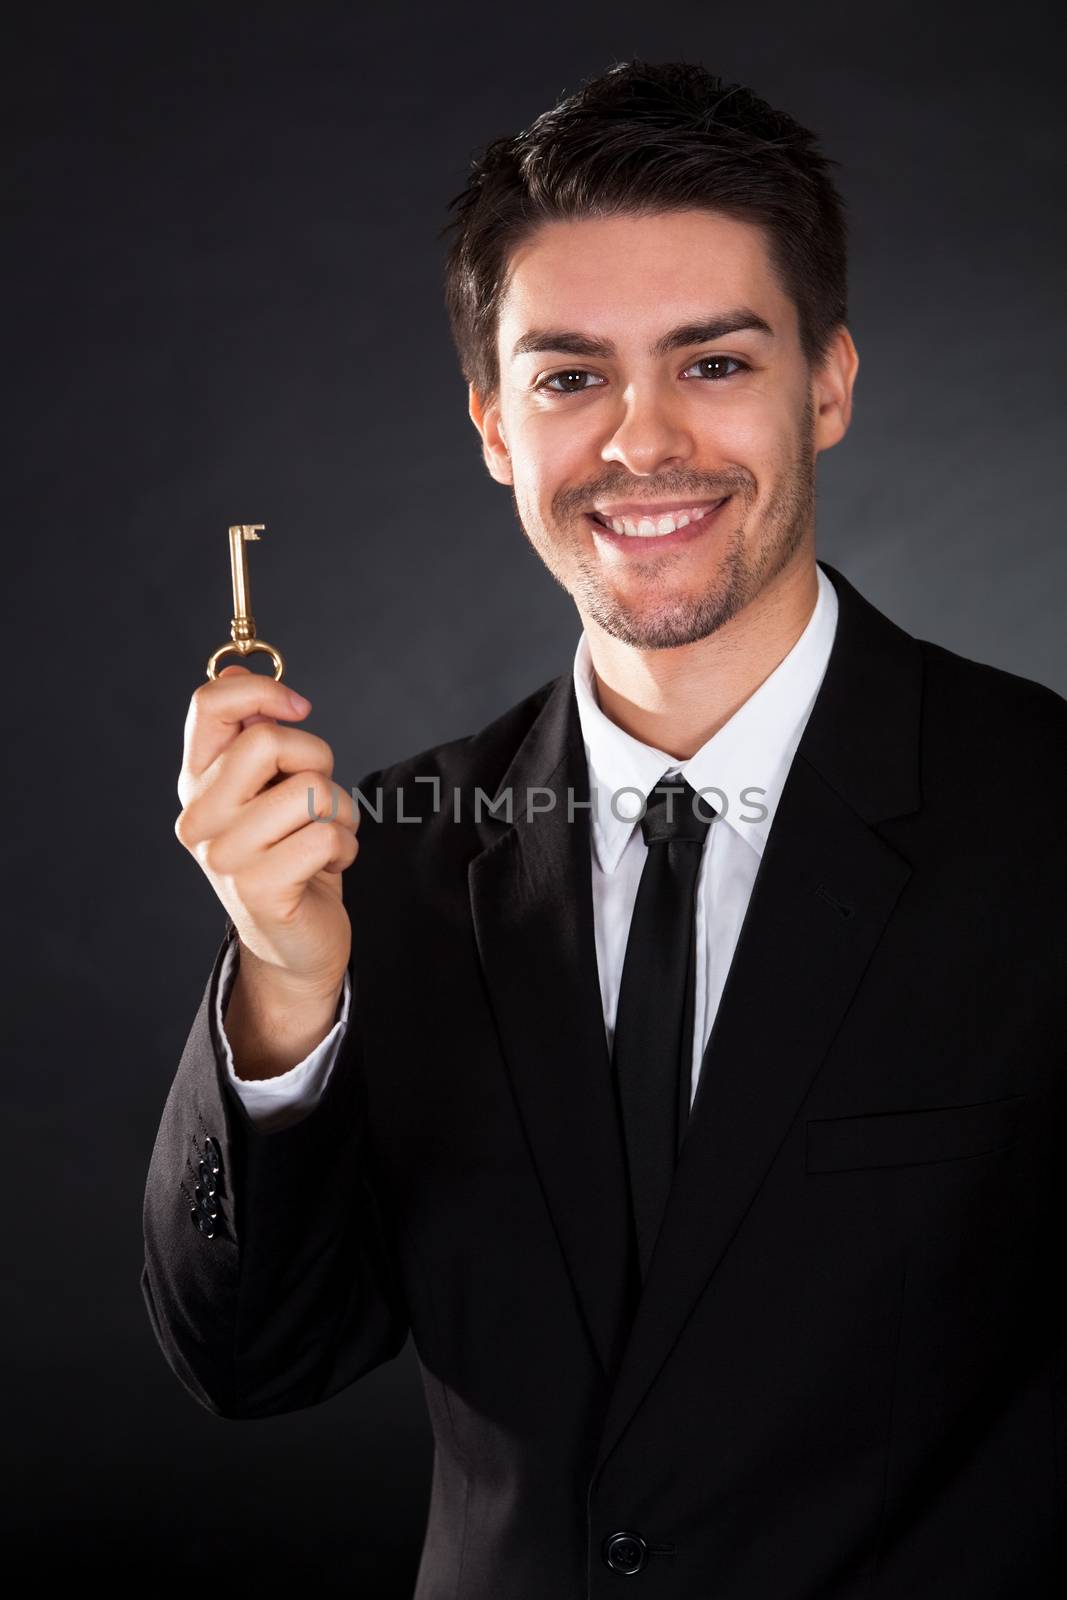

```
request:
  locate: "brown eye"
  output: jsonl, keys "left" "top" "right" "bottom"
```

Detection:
{"left": 540, "top": 369, "right": 601, "bottom": 394}
{"left": 683, "top": 356, "right": 747, "bottom": 381}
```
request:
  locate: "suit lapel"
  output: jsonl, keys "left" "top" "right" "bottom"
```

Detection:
{"left": 592, "top": 559, "right": 924, "bottom": 1471}
{"left": 468, "top": 675, "right": 636, "bottom": 1383}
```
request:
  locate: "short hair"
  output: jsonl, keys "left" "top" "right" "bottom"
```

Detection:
{"left": 440, "top": 59, "right": 849, "bottom": 405}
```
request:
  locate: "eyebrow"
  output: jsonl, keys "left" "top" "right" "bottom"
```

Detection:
{"left": 510, "top": 308, "right": 775, "bottom": 363}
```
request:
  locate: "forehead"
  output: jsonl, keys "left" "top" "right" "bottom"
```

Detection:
{"left": 497, "top": 209, "right": 794, "bottom": 355}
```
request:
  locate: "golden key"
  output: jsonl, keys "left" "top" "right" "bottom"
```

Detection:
{"left": 205, "top": 524, "right": 286, "bottom": 682}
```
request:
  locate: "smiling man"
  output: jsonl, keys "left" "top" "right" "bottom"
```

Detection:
{"left": 143, "top": 60, "right": 1067, "bottom": 1599}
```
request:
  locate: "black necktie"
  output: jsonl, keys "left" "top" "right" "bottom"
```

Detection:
{"left": 611, "top": 775, "right": 717, "bottom": 1286}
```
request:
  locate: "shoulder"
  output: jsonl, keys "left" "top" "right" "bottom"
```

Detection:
{"left": 917, "top": 636, "right": 1067, "bottom": 776}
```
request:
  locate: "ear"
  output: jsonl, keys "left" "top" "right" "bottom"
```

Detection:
{"left": 812, "top": 325, "right": 860, "bottom": 454}
{"left": 468, "top": 382, "right": 513, "bottom": 485}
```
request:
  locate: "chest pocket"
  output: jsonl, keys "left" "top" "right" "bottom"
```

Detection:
{"left": 805, "top": 1094, "right": 1026, "bottom": 1174}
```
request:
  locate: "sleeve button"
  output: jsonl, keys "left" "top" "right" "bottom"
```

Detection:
{"left": 189, "top": 1205, "right": 216, "bottom": 1239}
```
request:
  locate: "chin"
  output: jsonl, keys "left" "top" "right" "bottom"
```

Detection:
{"left": 587, "top": 595, "right": 726, "bottom": 652}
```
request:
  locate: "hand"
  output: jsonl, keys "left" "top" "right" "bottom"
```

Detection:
{"left": 174, "top": 666, "right": 359, "bottom": 1007}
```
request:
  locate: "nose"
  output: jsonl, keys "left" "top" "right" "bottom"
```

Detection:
{"left": 599, "top": 381, "right": 696, "bottom": 476}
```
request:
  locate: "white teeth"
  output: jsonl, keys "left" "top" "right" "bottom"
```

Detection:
{"left": 601, "top": 502, "right": 722, "bottom": 538}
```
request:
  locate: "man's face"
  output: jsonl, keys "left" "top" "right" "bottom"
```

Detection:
{"left": 470, "top": 208, "right": 855, "bottom": 650}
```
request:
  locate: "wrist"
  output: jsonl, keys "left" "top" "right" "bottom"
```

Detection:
{"left": 223, "top": 964, "right": 345, "bottom": 1082}
{"left": 234, "top": 939, "right": 347, "bottom": 1012}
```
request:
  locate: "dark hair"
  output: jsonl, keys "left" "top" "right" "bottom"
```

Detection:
{"left": 440, "top": 60, "right": 849, "bottom": 405}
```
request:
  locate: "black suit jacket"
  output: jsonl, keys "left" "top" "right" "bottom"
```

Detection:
{"left": 142, "top": 560, "right": 1067, "bottom": 1597}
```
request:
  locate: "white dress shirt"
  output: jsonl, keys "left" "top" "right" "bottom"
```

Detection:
{"left": 219, "top": 564, "right": 839, "bottom": 1129}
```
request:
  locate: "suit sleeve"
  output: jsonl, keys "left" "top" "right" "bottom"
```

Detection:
{"left": 140, "top": 919, "right": 409, "bottom": 1420}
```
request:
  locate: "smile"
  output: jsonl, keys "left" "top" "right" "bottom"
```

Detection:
{"left": 585, "top": 497, "right": 731, "bottom": 550}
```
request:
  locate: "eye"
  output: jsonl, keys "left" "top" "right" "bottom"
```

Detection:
{"left": 535, "top": 356, "right": 749, "bottom": 397}
{"left": 536, "top": 369, "right": 605, "bottom": 396}
{"left": 681, "top": 355, "right": 749, "bottom": 381}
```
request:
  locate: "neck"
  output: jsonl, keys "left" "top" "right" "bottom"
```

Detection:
{"left": 582, "top": 556, "right": 820, "bottom": 761}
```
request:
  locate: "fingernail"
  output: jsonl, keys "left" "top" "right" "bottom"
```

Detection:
{"left": 288, "top": 691, "right": 312, "bottom": 713}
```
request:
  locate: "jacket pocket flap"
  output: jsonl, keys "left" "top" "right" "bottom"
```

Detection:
{"left": 806, "top": 1094, "right": 1026, "bottom": 1174}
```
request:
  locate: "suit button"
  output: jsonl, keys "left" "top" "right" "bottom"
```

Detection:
{"left": 202, "top": 1136, "right": 222, "bottom": 1176}
{"left": 190, "top": 1205, "right": 216, "bottom": 1239}
{"left": 603, "top": 1531, "right": 648, "bottom": 1574}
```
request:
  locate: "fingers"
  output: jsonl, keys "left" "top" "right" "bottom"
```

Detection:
{"left": 182, "top": 665, "right": 313, "bottom": 784}
{"left": 224, "top": 822, "right": 360, "bottom": 923}
{"left": 188, "top": 768, "right": 360, "bottom": 869}
{"left": 219, "top": 719, "right": 339, "bottom": 801}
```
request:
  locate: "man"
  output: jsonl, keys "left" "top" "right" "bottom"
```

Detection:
{"left": 142, "top": 60, "right": 1067, "bottom": 1598}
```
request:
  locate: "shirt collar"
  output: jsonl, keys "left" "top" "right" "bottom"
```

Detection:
{"left": 572, "top": 562, "right": 840, "bottom": 873}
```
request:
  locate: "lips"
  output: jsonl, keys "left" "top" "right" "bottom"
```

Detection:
{"left": 586, "top": 496, "right": 731, "bottom": 551}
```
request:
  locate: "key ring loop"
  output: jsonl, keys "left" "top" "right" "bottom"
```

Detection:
{"left": 206, "top": 638, "right": 285, "bottom": 681}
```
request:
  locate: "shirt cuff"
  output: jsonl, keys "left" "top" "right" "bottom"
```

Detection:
{"left": 215, "top": 936, "right": 351, "bottom": 1130}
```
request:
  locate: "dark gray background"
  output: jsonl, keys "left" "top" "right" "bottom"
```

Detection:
{"left": 6, "top": 0, "right": 1065, "bottom": 1588}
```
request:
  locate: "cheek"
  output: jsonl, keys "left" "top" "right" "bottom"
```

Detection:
{"left": 516, "top": 410, "right": 596, "bottom": 501}
{"left": 695, "top": 389, "right": 784, "bottom": 463}
{"left": 522, "top": 405, "right": 596, "bottom": 461}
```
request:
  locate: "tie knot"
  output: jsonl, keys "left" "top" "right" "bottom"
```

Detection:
{"left": 639, "top": 777, "right": 718, "bottom": 846}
